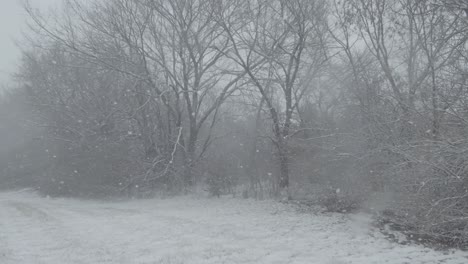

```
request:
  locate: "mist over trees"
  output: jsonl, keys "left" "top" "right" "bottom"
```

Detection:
{"left": 1, "top": 0, "right": 468, "bottom": 248}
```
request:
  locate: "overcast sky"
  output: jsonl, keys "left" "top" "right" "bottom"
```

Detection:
{"left": 0, "top": 0, "right": 58, "bottom": 89}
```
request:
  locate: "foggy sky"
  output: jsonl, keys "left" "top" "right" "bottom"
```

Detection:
{"left": 0, "top": 0, "right": 58, "bottom": 90}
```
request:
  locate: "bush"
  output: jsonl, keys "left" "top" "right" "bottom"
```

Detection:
{"left": 380, "top": 140, "right": 468, "bottom": 249}
{"left": 318, "top": 188, "right": 363, "bottom": 213}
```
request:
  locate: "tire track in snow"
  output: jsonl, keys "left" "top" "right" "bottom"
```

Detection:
{"left": 0, "top": 198, "right": 125, "bottom": 263}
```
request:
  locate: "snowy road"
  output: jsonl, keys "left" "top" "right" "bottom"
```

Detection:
{"left": 0, "top": 192, "right": 467, "bottom": 264}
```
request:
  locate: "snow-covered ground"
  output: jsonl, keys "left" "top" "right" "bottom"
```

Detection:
{"left": 0, "top": 191, "right": 467, "bottom": 264}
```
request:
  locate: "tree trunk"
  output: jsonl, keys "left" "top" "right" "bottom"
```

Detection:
{"left": 183, "top": 128, "right": 198, "bottom": 187}
{"left": 278, "top": 145, "right": 289, "bottom": 189}
{"left": 247, "top": 99, "right": 265, "bottom": 198}
{"left": 270, "top": 107, "right": 290, "bottom": 196}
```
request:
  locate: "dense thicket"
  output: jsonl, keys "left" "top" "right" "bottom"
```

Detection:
{"left": 1, "top": 0, "right": 468, "bottom": 248}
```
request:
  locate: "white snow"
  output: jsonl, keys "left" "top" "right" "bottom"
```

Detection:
{"left": 0, "top": 191, "right": 467, "bottom": 264}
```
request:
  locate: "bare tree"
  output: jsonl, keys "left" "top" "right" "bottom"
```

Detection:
{"left": 217, "top": 0, "right": 328, "bottom": 195}
{"left": 24, "top": 0, "right": 249, "bottom": 188}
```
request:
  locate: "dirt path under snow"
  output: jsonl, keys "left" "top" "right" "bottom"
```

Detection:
{"left": 0, "top": 192, "right": 467, "bottom": 264}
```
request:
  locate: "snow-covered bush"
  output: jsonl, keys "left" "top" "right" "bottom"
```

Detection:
{"left": 382, "top": 140, "right": 468, "bottom": 248}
